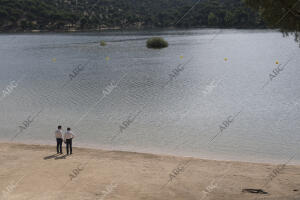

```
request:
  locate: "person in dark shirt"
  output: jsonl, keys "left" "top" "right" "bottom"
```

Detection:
{"left": 55, "top": 125, "right": 63, "bottom": 154}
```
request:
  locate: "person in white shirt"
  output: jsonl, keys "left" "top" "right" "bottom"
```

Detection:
{"left": 55, "top": 126, "right": 63, "bottom": 154}
{"left": 64, "top": 127, "right": 75, "bottom": 155}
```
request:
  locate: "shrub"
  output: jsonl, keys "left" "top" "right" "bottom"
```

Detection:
{"left": 100, "top": 40, "right": 107, "bottom": 46}
{"left": 146, "top": 37, "right": 168, "bottom": 49}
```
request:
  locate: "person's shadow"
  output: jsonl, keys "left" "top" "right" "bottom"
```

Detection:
{"left": 55, "top": 154, "right": 68, "bottom": 160}
{"left": 43, "top": 154, "right": 59, "bottom": 160}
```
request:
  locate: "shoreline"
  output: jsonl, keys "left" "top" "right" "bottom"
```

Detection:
{"left": 0, "top": 142, "right": 300, "bottom": 200}
{"left": 1, "top": 140, "right": 298, "bottom": 166}
{"left": 0, "top": 27, "right": 271, "bottom": 34}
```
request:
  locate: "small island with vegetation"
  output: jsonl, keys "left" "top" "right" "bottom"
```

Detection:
{"left": 100, "top": 40, "right": 107, "bottom": 46}
{"left": 146, "top": 37, "right": 168, "bottom": 49}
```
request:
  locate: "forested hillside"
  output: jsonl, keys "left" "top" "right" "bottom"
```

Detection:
{"left": 0, "top": 0, "right": 265, "bottom": 31}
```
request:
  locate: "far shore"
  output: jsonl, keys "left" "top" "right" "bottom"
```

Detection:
{"left": 0, "top": 27, "right": 270, "bottom": 34}
{"left": 0, "top": 142, "right": 299, "bottom": 200}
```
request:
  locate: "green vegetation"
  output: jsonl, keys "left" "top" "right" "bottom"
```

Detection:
{"left": 100, "top": 40, "right": 107, "bottom": 46}
{"left": 245, "top": 0, "right": 300, "bottom": 44}
{"left": 0, "top": 0, "right": 265, "bottom": 31}
{"left": 147, "top": 37, "right": 168, "bottom": 49}
{"left": 0, "top": 0, "right": 78, "bottom": 31}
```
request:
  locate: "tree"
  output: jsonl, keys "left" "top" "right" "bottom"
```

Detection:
{"left": 245, "top": 0, "right": 300, "bottom": 44}
{"left": 224, "top": 11, "right": 234, "bottom": 26}
{"left": 208, "top": 12, "right": 218, "bottom": 26}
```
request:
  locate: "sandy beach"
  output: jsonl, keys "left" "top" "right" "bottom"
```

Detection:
{"left": 0, "top": 142, "right": 300, "bottom": 200}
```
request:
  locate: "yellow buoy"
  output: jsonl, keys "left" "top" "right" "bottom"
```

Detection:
{"left": 52, "top": 58, "right": 56, "bottom": 62}
{"left": 224, "top": 58, "right": 228, "bottom": 61}
{"left": 276, "top": 61, "right": 279, "bottom": 64}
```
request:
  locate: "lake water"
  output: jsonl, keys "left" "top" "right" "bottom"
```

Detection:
{"left": 0, "top": 29, "right": 299, "bottom": 164}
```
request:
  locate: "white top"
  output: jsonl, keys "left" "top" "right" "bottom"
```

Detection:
{"left": 64, "top": 131, "right": 75, "bottom": 140}
{"left": 55, "top": 129, "right": 63, "bottom": 139}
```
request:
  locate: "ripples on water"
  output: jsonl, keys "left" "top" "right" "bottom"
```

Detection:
{"left": 0, "top": 29, "right": 300, "bottom": 164}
